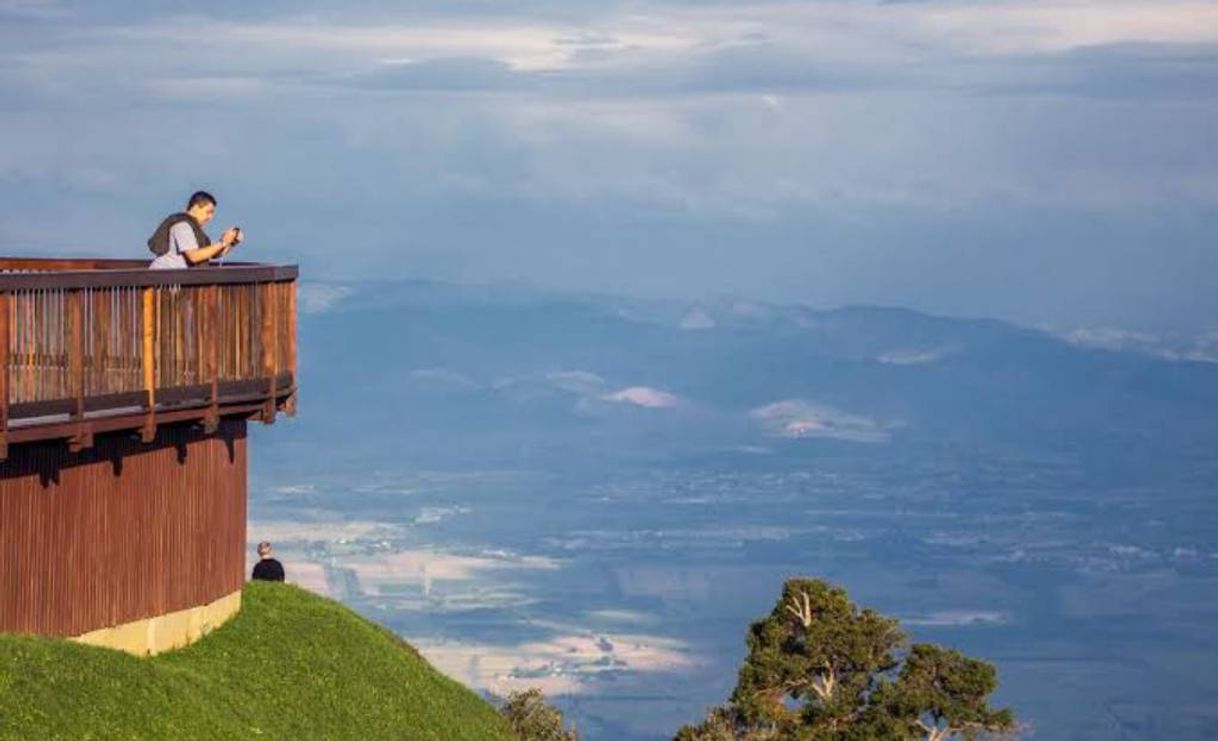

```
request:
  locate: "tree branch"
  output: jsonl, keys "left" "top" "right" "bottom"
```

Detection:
{"left": 784, "top": 591, "right": 814, "bottom": 628}
{"left": 809, "top": 664, "right": 837, "bottom": 701}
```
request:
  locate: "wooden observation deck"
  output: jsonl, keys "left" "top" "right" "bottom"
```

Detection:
{"left": 0, "top": 257, "right": 298, "bottom": 458}
{"left": 0, "top": 256, "right": 298, "bottom": 649}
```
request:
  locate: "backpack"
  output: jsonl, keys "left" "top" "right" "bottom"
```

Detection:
{"left": 147, "top": 213, "right": 210, "bottom": 257}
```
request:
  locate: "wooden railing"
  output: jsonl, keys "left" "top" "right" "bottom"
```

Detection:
{"left": 0, "top": 258, "right": 298, "bottom": 458}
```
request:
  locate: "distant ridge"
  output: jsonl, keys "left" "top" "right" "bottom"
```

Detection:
{"left": 0, "top": 582, "right": 513, "bottom": 740}
{"left": 291, "top": 278, "right": 1218, "bottom": 468}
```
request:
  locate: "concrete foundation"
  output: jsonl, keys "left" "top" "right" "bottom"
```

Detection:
{"left": 73, "top": 589, "right": 242, "bottom": 656}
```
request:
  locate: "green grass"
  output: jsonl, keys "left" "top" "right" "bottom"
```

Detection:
{"left": 0, "top": 582, "right": 515, "bottom": 740}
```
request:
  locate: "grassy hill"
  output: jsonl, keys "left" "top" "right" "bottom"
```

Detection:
{"left": 0, "top": 582, "right": 515, "bottom": 740}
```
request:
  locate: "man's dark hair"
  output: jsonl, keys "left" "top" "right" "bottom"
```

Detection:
{"left": 186, "top": 191, "right": 217, "bottom": 209}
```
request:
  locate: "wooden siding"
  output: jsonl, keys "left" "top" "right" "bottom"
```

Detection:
{"left": 0, "top": 420, "right": 247, "bottom": 637}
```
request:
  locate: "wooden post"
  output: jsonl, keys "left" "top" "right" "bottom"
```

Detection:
{"left": 285, "top": 281, "right": 297, "bottom": 416}
{"left": 204, "top": 285, "right": 219, "bottom": 434}
{"left": 67, "top": 289, "right": 92, "bottom": 452}
{"left": 259, "top": 282, "right": 276, "bottom": 425}
{"left": 140, "top": 287, "right": 156, "bottom": 443}
{"left": 22, "top": 292, "right": 32, "bottom": 403}
{"left": 95, "top": 289, "right": 110, "bottom": 396}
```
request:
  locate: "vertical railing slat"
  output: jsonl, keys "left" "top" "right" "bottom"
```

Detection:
{"left": 141, "top": 287, "right": 156, "bottom": 443}
{"left": 67, "top": 288, "right": 91, "bottom": 452}
{"left": 205, "top": 284, "right": 219, "bottom": 433}
{"left": 96, "top": 288, "right": 110, "bottom": 396}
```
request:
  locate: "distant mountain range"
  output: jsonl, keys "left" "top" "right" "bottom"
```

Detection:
{"left": 273, "top": 280, "right": 1218, "bottom": 470}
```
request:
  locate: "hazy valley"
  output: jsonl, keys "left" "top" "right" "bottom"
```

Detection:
{"left": 248, "top": 281, "right": 1218, "bottom": 739}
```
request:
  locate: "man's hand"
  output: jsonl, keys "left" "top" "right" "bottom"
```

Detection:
{"left": 183, "top": 225, "right": 243, "bottom": 265}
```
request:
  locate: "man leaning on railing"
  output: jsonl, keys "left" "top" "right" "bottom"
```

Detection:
{"left": 147, "top": 190, "right": 244, "bottom": 269}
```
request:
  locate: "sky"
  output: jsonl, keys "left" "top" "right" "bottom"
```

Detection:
{"left": 0, "top": 0, "right": 1215, "bottom": 332}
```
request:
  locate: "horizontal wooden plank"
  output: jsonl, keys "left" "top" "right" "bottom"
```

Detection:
{"left": 0, "top": 257, "right": 151, "bottom": 271}
{"left": 3, "top": 400, "right": 278, "bottom": 448}
{"left": 5, "top": 373, "right": 295, "bottom": 422}
{"left": 0, "top": 262, "right": 298, "bottom": 290}
{"left": 0, "top": 256, "right": 274, "bottom": 271}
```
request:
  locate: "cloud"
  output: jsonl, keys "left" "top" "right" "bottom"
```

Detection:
{"left": 910, "top": 2, "right": 1218, "bottom": 55}
{"left": 347, "top": 549, "right": 560, "bottom": 595}
{"left": 544, "top": 370, "right": 607, "bottom": 395}
{"left": 415, "top": 628, "right": 696, "bottom": 698}
{"left": 248, "top": 519, "right": 405, "bottom": 543}
{"left": 902, "top": 610, "right": 1010, "bottom": 627}
{"left": 679, "top": 308, "right": 715, "bottom": 330}
{"left": 297, "top": 282, "right": 353, "bottom": 314}
{"left": 749, "top": 399, "right": 893, "bottom": 443}
{"left": 4, "top": 4, "right": 1217, "bottom": 214}
{"left": 952, "top": 42, "right": 1218, "bottom": 101}
{"left": 349, "top": 57, "right": 524, "bottom": 91}
{"left": 1, "top": 2, "right": 1217, "bottom": 331}
{"left": 603, "top": 386, "right": 682, "bottom": 409}
{"left": 1053, "top": 326, "right": 1218, "bottom": 363}
{"left": 508, "top": 372, "right": 685, "bottom": 410}
{"left": 0, "top": 0, "right": 62, "bottom": 20}
{"left": 407, "top": 368, "right": 482, "bottom": 390}
{"left": 13, "top": 4, "right": 1218, "bottom": 101}
{"left": 877, "top": 347, "right": 957, "bottom": 365}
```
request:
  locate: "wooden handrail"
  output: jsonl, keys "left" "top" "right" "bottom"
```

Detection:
{"left": 0, "top": 257, "right": 151, "bottom": 271}
{"left": 141, "top": 286, "right": 157, "bottom": 442}
{"left": 0, "top": 256, "right": 282, "bottom": 272}
{"left": 0, "top": 263, "right": 298, "bottom": 290}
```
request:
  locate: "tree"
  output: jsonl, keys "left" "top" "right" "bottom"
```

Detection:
{"left": 676, "top": 579, "right": 1015, "bottom": 740}
{"left": 731, "top": 578, "right": 904, "bottom": 736}
{"left": 878, "top": 645, "right": 1015, "bottom": 741}
{"left": 499, "top": 688, "right": 578, "bottom": 741}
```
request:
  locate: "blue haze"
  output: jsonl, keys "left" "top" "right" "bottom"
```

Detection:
{"left": 2, "top": 2, "right": 1218, "bottom": 332}
{"left": 250, "top": 281, "right": 1218, "bottom": 739}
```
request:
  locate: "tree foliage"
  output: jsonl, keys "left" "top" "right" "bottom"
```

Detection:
{"left": 878, "top": 644, "right": 1015, "bottom": 741}
{"left": 676, "top": 579, "right": 1015, "bottom": 741}
{"left": 499, "top": 688, "right": 578, "bottom": 741}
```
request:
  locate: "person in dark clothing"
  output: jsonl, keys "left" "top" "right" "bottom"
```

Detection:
{"left": 251, "top": 541, "right": 286, "bottom": 582}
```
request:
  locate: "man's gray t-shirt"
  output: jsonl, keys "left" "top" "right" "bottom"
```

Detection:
{"left": 149, "top": 221, "right": 199, "bottom": 270}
